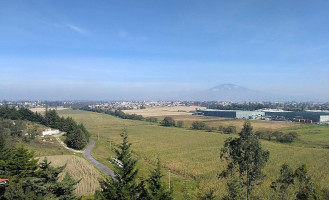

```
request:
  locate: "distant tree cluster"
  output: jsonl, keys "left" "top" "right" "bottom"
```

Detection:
{"left": 80, "top": 106, "right": 144, "bottom": 121}
{"left": 0, "top": 105, "right": 90, "bottom": 150}
{"left": 255, "top": 130, "right": 298, "bottom": 143}
{"left": 0, "top": 137, "right": 80, "bottom": 199}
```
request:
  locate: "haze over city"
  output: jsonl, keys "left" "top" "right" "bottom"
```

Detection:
{"left": 1, "top": 0, "right": 329, "bottom": 101}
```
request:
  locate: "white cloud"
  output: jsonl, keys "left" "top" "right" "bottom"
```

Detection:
{"left": 64, "top": 23, "right": 87, "bottom": 35}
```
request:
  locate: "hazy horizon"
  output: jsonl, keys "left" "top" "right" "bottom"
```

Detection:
{"left": 1, "top": 1, "right": 329, "bottom": 101}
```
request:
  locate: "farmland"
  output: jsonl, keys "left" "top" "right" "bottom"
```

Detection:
{"left": 123, "top": 106, "right": 206, "bottom": 117}
{"left": 58, "top": 109, "right": 329, "bottom": 199}
{"left": 37, "top": 155, "right": 103, "bottom": 196}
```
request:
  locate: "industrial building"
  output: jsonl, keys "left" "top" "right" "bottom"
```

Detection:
{"left": 198, "top": 109, "right": 265, "bottom": 119}
{"left": 264, "top": 111, "right": 329, "bottom": 123}
{"left": 196, "top": 109, "right": 329, "bottom": 123}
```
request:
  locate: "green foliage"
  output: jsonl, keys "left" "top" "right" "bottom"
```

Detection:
{"left": 1, "top": 147, "right": 38, "bottom": 178}
{"left": 0, "top": 105, "right": 90, "bottom": 150}
{"left": 98, "top": 129, "right": 139, "bottom": 199}
{"left": 219, "top": 121, "right": 270, "bottom": 200}
{"left": 221, "top": 178, "right": 244, "bottom": 200}
{"left": 191, "top": 121, "right": 206, "bottom": 130}
{"left": 0, "top": 145, "right": 80, "bottom": 200}
{"left": 160, "top": 117, "right": 176, "bottom": 127}
{"left": 295, "top": 164, "right": 321, "bottom": 200}
{"left": 176, "top": 121, "right": 184, "bottom": 128}
{"left": 270, "top": 163, "right": 295, "bottom": 200}
{"left": 198, "top": 188, "right": 216, "bottom": 200}
{"left": 219, "top": 125, "right": 237, "bottom": 134}
{"left": 145, "top": 117, "right": 158, "bottom": 123}
{"left": 145, "top": 159, "right": 172, "bottom": 200}
{"left": 256, "top": 130, "right": 299, "bottom": 143}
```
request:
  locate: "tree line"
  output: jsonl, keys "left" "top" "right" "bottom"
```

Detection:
{"left": 0, "top": 105, "right": 89, "bottom": 150}
{"left": 80, "top": 106, "right": 144, "bottom": 121}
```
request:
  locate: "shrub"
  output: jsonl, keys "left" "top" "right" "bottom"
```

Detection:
{"left": 177, "top": 121, "right": 184, "bottom": 128}
{"left": 192, "top": 121, "right": 206, "bottom": 130}
{"left": 146, "top": 117, "right": 158, "bottom": 123}
{"left": 160, "top": 117, "right": 176, "bottom": 127}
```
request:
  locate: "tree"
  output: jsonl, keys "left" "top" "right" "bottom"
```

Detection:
{"left": 218, "top": 121, "right": 270, "bottom": 200}
{"left": 294, "top": 164, "right": 320, "bottom": 200}
{"left": 1, "top": 147, "right": 39, "bottom": 178}
{"left": 160, "top": 117, "right": 176, "bottom": 127}
{"left": 146, "top": 159, "right": 172, "bottom": 200}
{"left": 270, "top": 164, "right": 295, "bottom": 200}
{"left": 191, "top": 121, "right": 206, "bottom": 130}
{"left": 98, "top": 129, "right": 139, "bottom": 200}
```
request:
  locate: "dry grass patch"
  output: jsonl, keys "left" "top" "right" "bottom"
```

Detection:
{"left": 123, "top": 106, "right": 205, "bottom": 117}
{"left": 30, "top": 107, "right": 68, "bottom": 113}
{"left": 38, "top": 155, "right": 103, "bottom": 196}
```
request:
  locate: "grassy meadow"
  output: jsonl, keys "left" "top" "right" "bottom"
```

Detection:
{"left": 58, "top": 109, "right": 329, "bottom": 199}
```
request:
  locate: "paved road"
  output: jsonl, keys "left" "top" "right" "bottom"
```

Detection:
{"left": 83, "top": 139, "right": 116, "bottom": 180}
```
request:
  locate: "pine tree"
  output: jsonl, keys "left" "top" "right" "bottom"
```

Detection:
{"left": 98, "top": 129, "right": 139, "bottom": 200}
{"left": 146, "top": 159, "right": 172, "bottom": 200}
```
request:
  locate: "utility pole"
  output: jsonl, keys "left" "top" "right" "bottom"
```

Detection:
{"left": 168, "top": 168, "right": 171, "bottom": 193}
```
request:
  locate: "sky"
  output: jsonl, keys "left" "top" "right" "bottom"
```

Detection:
{"left": 1, "top": 0, "right": 329, "bottom": 101}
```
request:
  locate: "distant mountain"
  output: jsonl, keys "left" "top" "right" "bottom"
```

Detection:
{"left": 210, "top": 84, "right": 252, "bottom": 92}
{"left": 173, "top": 84, "right": 288, "bottom": 101}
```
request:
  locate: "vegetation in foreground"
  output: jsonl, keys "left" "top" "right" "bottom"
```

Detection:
{"left": 0, "top": 142, "right": 80, "bottom": 199}
{"left": 96, "top": 129, "right": 172, "bottom": 200}
{"left": 58, "top": 109, "right": 329, "bottom": 199}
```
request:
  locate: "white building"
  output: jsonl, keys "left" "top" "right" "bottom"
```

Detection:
{"left": 42, "top": 128, "right": 60, "bottom": 136}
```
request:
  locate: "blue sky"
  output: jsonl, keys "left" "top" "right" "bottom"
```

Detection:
{"left": 1, "top": 0, "right": 329, "bottom": 100}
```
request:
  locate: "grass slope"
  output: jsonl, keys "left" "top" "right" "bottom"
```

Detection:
{"left": 58, "top": 109, "right": 329, "bottom": 199}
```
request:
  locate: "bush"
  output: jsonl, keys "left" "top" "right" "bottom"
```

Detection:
{"left": 192, "top": 121, "right": 206, "bottom": 130}
{"left": 160, "top": 117, "right": 176, "bottom": 127}
{"left": 218, "top": 125, "right": 237, "bottom": 134}
{"left": 205, "top": 126, "right": 216, "bottom": 132}
{"left": 145, "top": 117, "right": 158, "bottom": 123}
{"left": 177, "top": 121, "right": 184, "bottom": 128}
{"left": 223, "top": 126, "right": 236, "bottom": 134}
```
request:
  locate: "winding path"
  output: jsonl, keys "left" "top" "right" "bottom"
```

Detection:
{"left": 83, "top": 140, "right": 116, "bottom": 179}
{"left": 54, "top": 135, "right": 116, "bottom": 179}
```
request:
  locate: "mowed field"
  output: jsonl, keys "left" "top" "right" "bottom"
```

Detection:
{"left": 30, "top": 106, "right": 68, "bottom": 113}
{"left": 58, "top": 109, "right": 329, "bottom": 199}
{"left": 123, "top": 106, "right": 206, "bottom": 117}
{"left": 37, "top": 155, "right": 103, "bottom": 196}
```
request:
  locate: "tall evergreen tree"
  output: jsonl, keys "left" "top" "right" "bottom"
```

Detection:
{"left": 218, "top": 121, "right": 270, "bottom": 200}
{"left": 146, "top": 159, "right": 172, "bottom": 200}
{"left": 98, "top": 129, "right": 138, "bottom": 200}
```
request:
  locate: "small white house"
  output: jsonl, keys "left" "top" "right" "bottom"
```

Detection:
{"left": 42, "top": 128, "right": 60, "bottom": 136}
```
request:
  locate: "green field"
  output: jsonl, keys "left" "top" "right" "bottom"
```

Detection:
{"left": 58, "top": 109, "right": 329, "bottom": 199}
